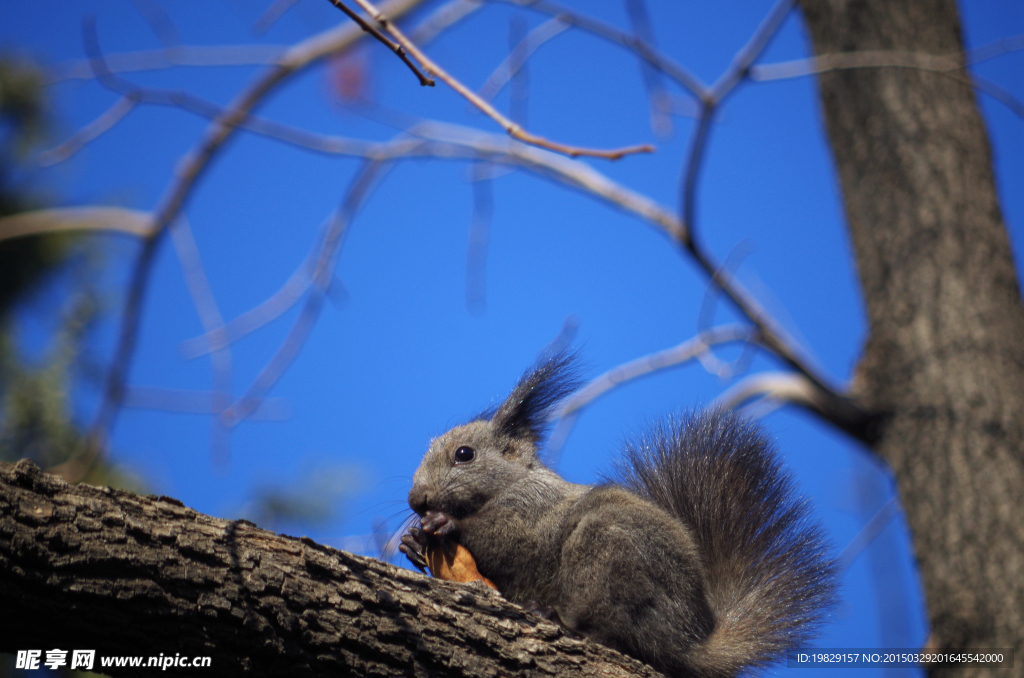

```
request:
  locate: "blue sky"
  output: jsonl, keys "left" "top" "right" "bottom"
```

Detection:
{"left": 2, "top": 0, "right": 1022, "bottom": 674}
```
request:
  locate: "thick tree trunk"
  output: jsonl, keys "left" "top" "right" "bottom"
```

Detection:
{"left": 798, "top": 1, "right": 1024, "bottom": 675}
{"left": 0, "top": 460, "right": 660, "bottom": 678}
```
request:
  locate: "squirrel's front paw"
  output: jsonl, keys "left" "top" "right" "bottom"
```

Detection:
{"left": 419, "top": 510, "right": 457, "bottom": 538}
{"left": 399, "top": 525, "right": 430, "bottom": 572}
{"left": 400, "top": 511, "right": 456, "bottom": 573}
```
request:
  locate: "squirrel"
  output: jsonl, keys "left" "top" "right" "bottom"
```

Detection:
{"left": 400, "top": 352, "right": 836, "bottom": 678}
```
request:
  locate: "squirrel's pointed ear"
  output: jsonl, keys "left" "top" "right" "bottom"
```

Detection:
{"left": 490, "top": 350, "right": 583, "bottom": 444}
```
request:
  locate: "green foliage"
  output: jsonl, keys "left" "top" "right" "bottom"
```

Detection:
{"left": 0, "top": 291, "right": 92, "bottom": 466}
{"left": 0, "top": 55, "right": 79, "bottom": 318}
{"left": 0, "top": 53, "right": 46, "bottom": 157}
{"left": 0, "top": 55, "right": 140, "bottom": 495}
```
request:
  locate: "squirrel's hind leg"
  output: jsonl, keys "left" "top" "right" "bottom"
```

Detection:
{"left": 554, "top": 485, "right": 713, "bottom": 677}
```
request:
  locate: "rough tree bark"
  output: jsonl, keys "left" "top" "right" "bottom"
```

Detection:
{"left": 0, "top": 460, "right": 661, "bottom": 678}
{"left": 798, "top": 0, "right": 1024, "bottom": 675}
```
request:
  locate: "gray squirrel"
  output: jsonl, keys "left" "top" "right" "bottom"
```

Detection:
{"left": 400, "top": 352, "right": 835, "bottom": 678}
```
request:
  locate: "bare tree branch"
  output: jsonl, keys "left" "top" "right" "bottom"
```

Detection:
{"left": 713, "top": 371, "right": 822, "bottom": 411}
{"left": 680, "top": 0, "right": 796, "bottom": 248}
{"left": 129, "top": 0, "right": 181, "bottom": 48}
{"left": 963, "top": 32, "right": 1024, "bottom": 65}
{"left": 253, "top": 0, "right": 304, "bottom": 36}
{"left": 712, "top": 371, "right": 873, "bottom": 441}
{"left": 466, "top": 160, "right": 493, "bottom": 315}
{"left": 544, "top": 325, "right": 757, "bottom": 463}
{"left": 624, "top": 0, "right": 673, "bottom": 136}
{"left": 38, "top": 95, "right": 139, "bottom": 166}
{"left": 123, "top": 387, "right": 289, "bottom": 419}
{"left": 168, "top": 219, "right": 235, "bottom": 464}
{"left": 836, "top": 497, "right": 900, "bottom": 573}
{"left": 408, "top": 0, "right": 485, "bottom": 44}
{"left": 348, "top": 0, "right": 655, "bottom": 160}
{"left": 486, "top": 0, "right": 708, "bottom": 99}
{"left": 0, "top": 207, "right": 155, "bottom": 241}
{"left": 750, "top": 49, "right": 1024, "bottom": 120}
{"left": 646, "top": 0, "right": 866, "bottom": 427}
{"left": 708, "top": 0, "right": 795, "bottom": 101}
{"left": 752, "top": 33, "right": 1024, "bottom": 80}
{"left": 477, "top": 17, "right": 569, "bottom": 103}
{"left": 47, "top": 45, "right": 290, "bottom": 83}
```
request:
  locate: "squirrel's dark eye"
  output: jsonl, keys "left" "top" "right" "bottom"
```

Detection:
{"left": 454, "top": 446, "right": 476, "bottom": 464}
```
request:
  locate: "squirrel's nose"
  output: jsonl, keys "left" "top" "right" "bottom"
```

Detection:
{"left": 408, "top": 484, "right": 429, "bottom": 516}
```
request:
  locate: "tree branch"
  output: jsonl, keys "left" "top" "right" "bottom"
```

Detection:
{"left": 485, "top": 0, "right": 708, "bottom": 99}
{"left": 347, "top": 0, "right": 655, "bottom": 160}
{"left": 713, "top": 372, "right": 879, "bottom": 443}
{"left": 544, "top": 325, "right": 757, "bottom": 463}
{"left": 0, "top": 460, "right": 660, "bottom": 678}
{"left": 324, "top": 0, "right": 436, "bottom": 87}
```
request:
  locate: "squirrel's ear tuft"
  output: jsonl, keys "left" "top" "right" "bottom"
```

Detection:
{"left": 490, "top": 350, "right": 583, "bottom": 444}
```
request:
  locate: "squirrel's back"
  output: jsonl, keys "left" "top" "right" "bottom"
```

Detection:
{"left": 613, "top": 410, "right": 836, "bottom": 676}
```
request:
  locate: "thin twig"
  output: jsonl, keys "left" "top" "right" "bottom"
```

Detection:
{"left": 486, "top": 0, "right": 709, "bottom": 100}
{"left": 123, "top": 387, "right": 289, "bottom": 419}
{"left": 750, "top": 50, "right": 1024, "bottom": 121}
{"left": 64, "top": 71, "right": 380, "bottom": 158}
{"left": 751, "top": 50, "right": 962, "bottom": 81}
{"left": 697, "top": 239, "right": 754, "bottom": 334}
{"left": 970, "top": 73, "right": 1024, "bottom": 121}
{"left": 678, "top": 100, "right": 713, "bottom": 249}
{"left": 837, "top": 497, "right": 900, "bottom": 573}
{"left": 129, "top": 0, "right": 181, "bottom": 48}
{"left": 709, "top": 0, "right": 795, "bottom": 101}
{"left": 38, "top": 95, "right": 139, "bottom": 166}
{"left": 466, "top": 159, "right": 493, "bottom": 315}
{"left": 692, "top": 241, "right": 760, "bottom": 381}
{"left": 324, "top": 0, "right": 436, "bottom": 86}
{"left": 751, "top": 33, "right": 1024, "bottom": 80}
{"left": 507, "top": 16, "right": 530, "bottom": 127}
{"left": 624, "top": 0, "right": 672, "bottom": 136}
{"left": 167, "top": 219, "right": 235, "bottom": 465}
{"left": 349, "top": 0, "right": 653, "bottom": 160}
{"left": 47, "top": 45, "right": 290, "bottom": 83}
{"left": 680, "top": 0, "right": 794, "bottom": 244}
{"left": 964, "top": 32, "right": 1024, "bottom": 66}
{"left": 253, "top": 0, "right": 304, "bottom": 36}
{"left": 477, "top": 17, "right": 569, "bottom": 103}
{"left": 536, "top": 315, "right": 579, "bottom": 365}
{"left": 408, "top": 0, "right": 484, "bottom": 45}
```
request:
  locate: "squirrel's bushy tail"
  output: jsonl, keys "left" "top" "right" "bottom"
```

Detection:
{"left": 615, "top": 410, "right": 836, "bottom": 677}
